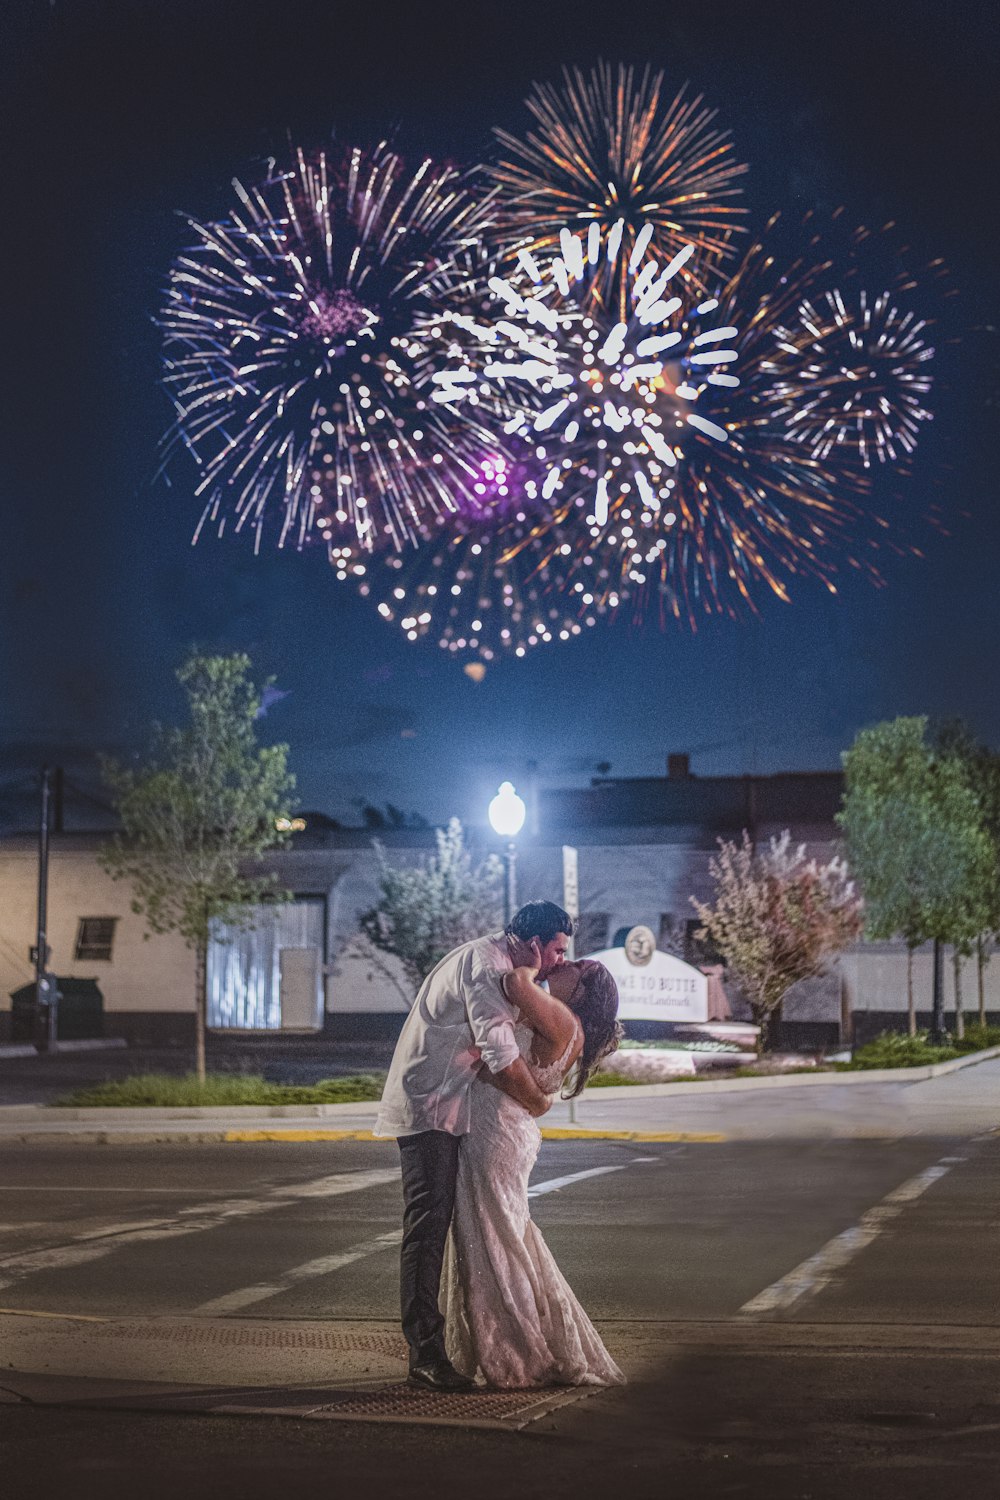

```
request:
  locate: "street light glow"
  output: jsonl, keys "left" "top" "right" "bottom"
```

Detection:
{"left": 488, "top": 781, "right": 526, "bottom": 838}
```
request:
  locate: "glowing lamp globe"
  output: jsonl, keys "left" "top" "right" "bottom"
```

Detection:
{"left": 489, "top": 782, "right": 527, "bottom": 838}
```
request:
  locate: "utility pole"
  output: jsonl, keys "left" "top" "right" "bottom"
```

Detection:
{"left": 34, "top": 767, "right": 58, "bottom": 1052}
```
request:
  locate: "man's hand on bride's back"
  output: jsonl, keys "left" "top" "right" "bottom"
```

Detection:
{"left": 508, "top": 934, "right": 542, "bottom": 973}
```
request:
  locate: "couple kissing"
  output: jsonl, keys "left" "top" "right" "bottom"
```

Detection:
{"left": 375, "top": 900, "right": 625, "bottom": 1391}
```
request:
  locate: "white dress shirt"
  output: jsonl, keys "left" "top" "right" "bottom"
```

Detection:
{"left": 374, "top": 932, "right": 521, "bottom": 1138}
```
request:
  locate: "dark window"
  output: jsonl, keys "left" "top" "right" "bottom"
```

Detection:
{"left": 75, "top": 917, "right": 117, "bottom": 962}
{"left": 658, "top": 913, "right": 686, "bottom": 956}
{"left": 575, "top": 911, "right": 609, "bottom": 956}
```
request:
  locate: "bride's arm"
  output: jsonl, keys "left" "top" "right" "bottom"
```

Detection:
{"left": 503, "top": 966, "right": 578, "bottom": 1054}
{"left": 478, "top": 1057, "right": 551, "bottom": 1117}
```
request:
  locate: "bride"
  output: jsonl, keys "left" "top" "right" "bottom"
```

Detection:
{"left": 442, "top": 955, "right": 626, "bottom": 1388}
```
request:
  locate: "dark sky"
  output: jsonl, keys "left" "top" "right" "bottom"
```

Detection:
{"left": 1, "top": 0, "right": 997, "bottom": 829}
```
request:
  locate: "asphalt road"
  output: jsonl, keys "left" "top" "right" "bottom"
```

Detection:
{"left": 2, "top": 1134, "right": 1000, "bottom": 1498}
{"left": 0, "top": 1136, "right": 987, "bottom": 1321}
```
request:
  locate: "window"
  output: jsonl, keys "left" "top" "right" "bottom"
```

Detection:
{"left": 658, "top": 913, "right": 686, "bottom": 957}
{"left": 575, "top": 911, "right": 609, "bottom": 957}
{"left": 75, "top": 917, "right": 117, "bottom": 962}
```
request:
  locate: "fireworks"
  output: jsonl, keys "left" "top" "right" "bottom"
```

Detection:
{"left": 431, "top": 222, "right": 739, "bottom": 529}
{"left": 548, "top": 215, "right": 891, "bottom": 622}
{"left": 774, "top": 287, "right": 936, "bottom": 467}
{"left": 159, "top": 74, "right": 949, "bottom": 660}
{"left": 489, "top": 62, "right": 748, "bottom": 310}
{"left": 160, "top": 143, "right": 502, "bottom": 553}
{"left": 363, "top": 510, "right": 594, "bottom": 660}
{"left": 334, "top": 450, "right": 591, "bottom": 659}
{"left": 392, "top": 215, "right": 882, "bottom": 647}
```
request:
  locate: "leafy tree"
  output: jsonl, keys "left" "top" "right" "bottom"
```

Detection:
{"left": 691, "top": 831, "right": 863, "bottom": 1052}
{"left": 839, "top": 717, "right": 995, "bottom": 1040}
{"left": 100, "top": 653, "right": 295, "bottom": 1081}
{"left": 359, "top": 818, "right": 504, "bottom": 992}
{"left": 931, "top": 721, "right": 1000, "bottom": 1029}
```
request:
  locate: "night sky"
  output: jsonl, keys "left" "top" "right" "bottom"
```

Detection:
{"left": 1, "top": 1, "right": 997, "bottom": 830}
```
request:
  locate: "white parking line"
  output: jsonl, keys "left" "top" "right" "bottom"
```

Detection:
{"left": 0, "top": 1169, "right": 399, "bottom": 1293}
{"left": 193, "top": 1162, "right": 635, "bottom": 1315}
{"left": 193, "top": 1230, "right": 406, "bottom": 1314}
{"left": 0, "top": 1186, "right": 297, "bottom": 1194}
{"left": 528, "top": 1164, "right": 629, "bottom": 1197}
{"left": 740, "top": 1159, "right": 958, "bottom": 1317}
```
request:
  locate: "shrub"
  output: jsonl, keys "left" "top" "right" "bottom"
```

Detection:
{"left": 951, "top": 1023, "right": 1000, "bottom": 1055}
{"left": 844, "top": 1032, "right": 957, "bottom": 1070}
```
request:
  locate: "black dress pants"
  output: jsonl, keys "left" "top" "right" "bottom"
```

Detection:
{"left": 398, "top": 1129, "right": 461, "bottom": 1367}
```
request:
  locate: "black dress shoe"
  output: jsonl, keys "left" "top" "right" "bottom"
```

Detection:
{"left": 408, "top": 1358, "right": 475, "bottom": 1391}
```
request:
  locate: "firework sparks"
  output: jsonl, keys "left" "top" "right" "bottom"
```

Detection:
{"left": 489, "top": 61, "right": 748, "bottom": 309}
{"left": 345, "top": 203, "right": 944, "bottom": 656}
{"left": 334, "top": 452, "right": 593, "bottom": 659}
{"left": 551, "top": 214, "right": 910, "bottom": 624}
{"left": 380, "top": 213, "right": 902, "bottom": 652}
{"left": 160, "top": 143, "right": 502, "bottom": 553}
{"left": 774, "top": 287, "right": 936, "bottom": 467}
{"left": 431, "top": 221, "right": 738, "bottom": 531}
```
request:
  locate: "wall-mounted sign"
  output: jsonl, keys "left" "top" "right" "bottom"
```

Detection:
{"left": 587, "top": 938, "right": 708, "bottom": 1023}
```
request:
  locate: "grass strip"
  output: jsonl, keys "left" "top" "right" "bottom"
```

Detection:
{"left": 54, "top": 1071, "right": 388, "bottom": 1108}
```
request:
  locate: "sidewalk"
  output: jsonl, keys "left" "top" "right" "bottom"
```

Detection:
{"left": 0, "top": 1311, "right": 595, "bottom": 1430}
{"left": 2, "top": 1051, "right": 998, "bottom": 1143}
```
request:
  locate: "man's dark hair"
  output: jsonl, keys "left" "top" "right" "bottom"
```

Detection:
{"left": 506, "top": 900, "right": 574, "bottom": 944}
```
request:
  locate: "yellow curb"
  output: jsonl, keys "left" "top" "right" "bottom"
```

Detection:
{"left": 0, "top": 1306, "right": 108, "bottom": 1322}
{"left": 541, "top": 1129, "right": 726, "bottom": 1143}
{"left": 224, "top": 1129, "right": 381, "bottom": 1142}
{"left": 221, "top": 1127, "right": 726, "bottom": 1144}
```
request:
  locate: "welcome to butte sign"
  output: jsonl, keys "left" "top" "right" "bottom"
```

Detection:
{"left": 588, "top": 926, "right": 708, "bottom": 1023}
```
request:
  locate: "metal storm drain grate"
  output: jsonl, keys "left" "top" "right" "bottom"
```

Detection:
{"left": 298, "top": 1381, "right": 597, "bottom": 1430}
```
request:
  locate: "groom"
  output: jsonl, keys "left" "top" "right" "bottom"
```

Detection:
{"left": 375, "top": 900, "right": 574, "bottom": 1390}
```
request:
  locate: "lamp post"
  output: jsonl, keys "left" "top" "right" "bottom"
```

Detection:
{"left": 34, "top": 766, "right": 57, "bottom": 1053}
{"left": 488, "top": 781, "right": 526, "bottom": 926}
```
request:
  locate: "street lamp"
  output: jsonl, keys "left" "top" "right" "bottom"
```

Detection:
{"left": 489, "top": 781, "right": 526, "bottom": 925}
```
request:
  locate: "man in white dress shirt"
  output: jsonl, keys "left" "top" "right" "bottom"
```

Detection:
{"left": 375, "top": 900, "right": 573, "bottom": 1390}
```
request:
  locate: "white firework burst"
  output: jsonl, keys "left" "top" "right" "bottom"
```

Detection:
{"left": 427, "top": 220, "right": 739, "bottom": 528}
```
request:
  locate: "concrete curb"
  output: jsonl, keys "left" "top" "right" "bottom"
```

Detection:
{"left": 592, "top": 1042, "right": 1000, "bottom": 1099}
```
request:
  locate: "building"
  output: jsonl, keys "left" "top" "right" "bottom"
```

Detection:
{"left": 1, "top": 757, "right": 993, "bottom": 1048}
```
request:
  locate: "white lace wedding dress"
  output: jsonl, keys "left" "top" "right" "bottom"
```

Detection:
{"left": 442, "top": 1021, "right": 625, "bottom": 1389}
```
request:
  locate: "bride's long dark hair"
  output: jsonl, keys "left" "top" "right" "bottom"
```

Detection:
{"left": 562, "top": 959, "right": 623, "bottom": 1100}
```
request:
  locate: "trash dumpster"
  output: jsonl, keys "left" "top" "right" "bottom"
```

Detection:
{"left": 9, "top": 978, "right": 104, "bottom": 1042}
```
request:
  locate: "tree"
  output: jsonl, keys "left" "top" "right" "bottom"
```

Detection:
{"left": 359, "top": 819, "right": 504, "bottom": 993}
{"left": 839, "top": 717, "right": 995, "bottom": 1040}
{"left": 100, "top": 653, "right": 295, "bottom": 1081}
{"left": 691, "top": 832, "right": 863, "bottom": 1053}
{"left": 931, "top": 721, "right": 1000, "bottom": 1030}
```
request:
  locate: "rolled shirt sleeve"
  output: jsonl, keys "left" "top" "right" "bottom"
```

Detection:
{"left": 464, "top": 946, "right": 520, "bottom": 1074}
